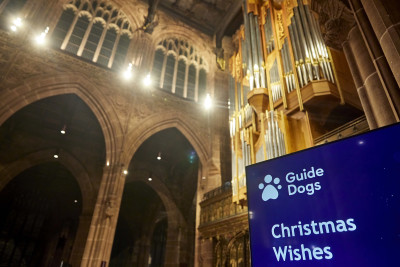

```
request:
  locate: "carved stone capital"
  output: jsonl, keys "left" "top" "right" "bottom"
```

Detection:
{"left": 311, "top": 0, "right": 355, "bottom": 50}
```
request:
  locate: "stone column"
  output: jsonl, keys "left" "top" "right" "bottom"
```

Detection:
{"left": 69, "top": 214, "right": 94, "bottom": 267}
{"left": 81, "top": 164, "right": 126, "bottom": 267}
{"left": 349, "top": 0, "right": 400, "bottom": 123}
{"left": 347, "top": 26, "right": 396, "bottom": 128}
{"left": 342, "top": 40, "right": 377, "bottom": 128}
{"left": 131, "top": 32, "right": 154, "bottom": 74}
{"left": 197, "top": 238, "right": 213, "bottom": 267}
{"left": 164, "top": 223, "right": 189, "bottom": 267}
{"left": 360, "top": 0, "right": 400, "bottom": 87}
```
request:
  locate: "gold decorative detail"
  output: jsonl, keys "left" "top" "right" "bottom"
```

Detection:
{"left": 235, "top": 53, "right": 242, "bottom": 79}
{"left": 276, "top": 11, "right": 285, "bottom": 40}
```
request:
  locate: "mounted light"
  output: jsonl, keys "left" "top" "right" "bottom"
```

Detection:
{"left": 143, "top": 73, "right": 151, "bottom": 86}
{"left": 10, "top": 17, "right": 23, "bottom": 32}
{"left": 35, "top": 27, "right": 49, "bottom": 45}
{"left": 157, "top": 152, "right": 161, "bottom": 160}
{"left": 123, "top": 170, "right": 128, "bottom": 175}
{"left": 123, "top": 63, "right": 133, "bottom": 80}
{"left": 60, "top": 125, "right": 66, "bottom": 134}
{"left": 148, "top": 177, "right": 152, "bottom": 181}
{"left": 204, "top": 93, "right": 212, "bottom": 110}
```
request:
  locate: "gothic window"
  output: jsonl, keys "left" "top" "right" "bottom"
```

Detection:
{"left": 151, "top": 49, "right": 164, "bottom": 87}
{"left": 52, "top": 0, "right": 133, "bottom": 70}
{"left": 152, "top": 38, "right": 208, "bottom": 102}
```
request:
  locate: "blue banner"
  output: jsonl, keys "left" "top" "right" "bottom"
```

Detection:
{"left": 246, "top": 123, "right": 400, "bottom": 266}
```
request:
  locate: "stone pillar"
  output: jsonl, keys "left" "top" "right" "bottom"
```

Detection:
{"left": 360, "top": 0, "right": 400, "bottom": 88}
{"left": 342, "top": 41, "right": 377, "bottom": 128}
{"left": 164, "top": 225, "right": 185, "bottom": 267}
{"left": 347, "top": 26, "right": 396, "bottom": 128}
{"left": 69, "top": 214, "right": 94, "bottom": 267}
{"left": 349, "top": 0, "right": 400, "bottom": 123}
{"left": 197, "top": 238, "right": 213, "bottom": 267}
{"left": 81, "top": 164, "right": 126, "bottom": 267}
{"left": 131, "top": 32, "right": 154, "bottom": 74}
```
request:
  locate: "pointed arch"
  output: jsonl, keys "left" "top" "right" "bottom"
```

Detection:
{"left": 123, "top": 111, "right": 210, "bottom": 168}
{"left": 0, "top": 149, "right": 95, "bottom": 214}
{"left": 0, "top": 72, "right": 123, "bottom": 165}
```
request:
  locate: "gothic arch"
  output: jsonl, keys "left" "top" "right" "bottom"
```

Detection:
{"left": 125, "top": 176, "right": 186, "bottom": 266}
{"left": 0, "top": 149, "right": 96, "bottom": 214}
{"left": 123, "top": 111, "right": 210, "bottom": 168}
{"left": 149, "top": 25, "right": 216, "bottom": 96}
{"left": 0, "top": 72, "right": 123, "bottom": 165}
{"left": 56, "top": 0, "right": 142, "bottom": 30}
{"left": 151, "top": 25, "right": 212, "bottom": 56}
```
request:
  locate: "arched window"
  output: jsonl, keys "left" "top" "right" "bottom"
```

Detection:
{"left": 152, "top": 38, "right": 208, "bottom": 102}
{"left": 52, "top": 0, "right": 133, "bottom": 70}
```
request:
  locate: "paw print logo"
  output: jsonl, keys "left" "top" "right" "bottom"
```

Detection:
{"left": 258, "top": 174, "right": 282, "bottom": 202}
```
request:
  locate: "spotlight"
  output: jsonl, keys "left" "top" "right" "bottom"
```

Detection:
{"left": 35, "top": 27, "right": 49, "bottom": 46}
{"left": 123, "top": 170, "right": 128, "bottom": 175}
{"left": 143, "top": 73, "right": 151, "bottom": 86}
{"left": 157, "top": 152, "right": 161, "bottom": 160}
{"left": 74, "top": 199, "right": 78, "bottom": 203}
{"left": 106, "top": 161, "right": 110, "bottom": 166}
{"left": 60, "top": 125, "right": 66, "bottom": 134}
{"left": 123, "top": 63, "right": 133, "bottom": 80}
{"left": 204, "top": 93, "right": 212, "bottom": 110}
{"left": 10, "top": 17, "right": 23, "bottom": 32}
{"left": 148, "top": 177, "right": 152, "bottom": 181}
{"left": 53, "top": 148, "right": 60, "bottom": 159}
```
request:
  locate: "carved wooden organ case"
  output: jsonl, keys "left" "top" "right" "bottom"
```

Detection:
{"left": 229, "top": 0, "right": 361, "bottom": 204}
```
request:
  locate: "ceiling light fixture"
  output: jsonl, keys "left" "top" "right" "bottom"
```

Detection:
{"left": 60, "top": 124, "right": 66, "bottom": 134}
{"left": 148, "top": 177, "right": 152, "bottom": 181}
{"left": 157, "top": 152, "right": 161, "bottom": 160}
{"left": 53, "top": 149, "right": 59, "bottom": 159}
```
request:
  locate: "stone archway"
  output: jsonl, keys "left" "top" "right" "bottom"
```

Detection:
{"left": 141, "top": 177, "right": 187, "bottom": 267}
{"left": 124, "top": 111, "right": 210, "bottom": 168}
{"left": 0, "top": 148, "right": 98, "bottom": 266}
{"left": 0, "top": 72, "right": 123, "bottom": 163}
{"left": 0, "top": 73, "right": 124, "bottom": 266}
{"left": 0, "top": 148, "right": 95, "bottom": 213}
{"left": 0, "top": 160, "right": 84, "bottom": 266}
